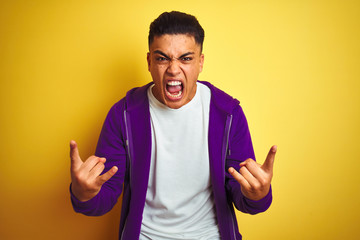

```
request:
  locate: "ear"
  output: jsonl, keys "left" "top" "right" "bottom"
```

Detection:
{"left": 199, "top": 53, "right": 204, "bottom": 73}
{"left": 147, "top": 52, "right": 151, "bottom": 72}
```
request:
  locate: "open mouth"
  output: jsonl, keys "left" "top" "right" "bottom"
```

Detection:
{"left": 165, "top": 80, "right": 183, "bottom": 100}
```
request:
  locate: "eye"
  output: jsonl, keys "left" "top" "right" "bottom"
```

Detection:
{"left": 156, "top": 57, "right": 168, "bottom": 62}
{"left": 181, "top": 57, "right": 193, "bottom": 61}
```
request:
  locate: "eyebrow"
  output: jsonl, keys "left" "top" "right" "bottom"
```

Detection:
{"left": 153, "top": 50, "right": 195, "bottom": 59}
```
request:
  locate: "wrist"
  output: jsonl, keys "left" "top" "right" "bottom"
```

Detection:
{"left": 70, "top": 183, "right": 98, "bottom": 202}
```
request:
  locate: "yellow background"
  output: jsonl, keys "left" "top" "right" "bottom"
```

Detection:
{"left": 1, "top": 0, "right": 359, "bottom": 239}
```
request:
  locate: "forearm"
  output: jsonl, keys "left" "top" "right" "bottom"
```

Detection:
{"left": 226, "top": 179, "right": 272, "bottom": 214}
{"left": 70, "top": 180, "right": 123, "bottom": 216}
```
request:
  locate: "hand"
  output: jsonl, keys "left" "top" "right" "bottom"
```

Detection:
{"left": 70, "top": 140, "right": 118, "bottom": 202}
{"left": 228, "top": 145, "right": 277, "bottom": 201}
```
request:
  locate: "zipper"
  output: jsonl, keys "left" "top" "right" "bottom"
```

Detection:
{"left": 121, "top": 109, "right": 132, "bottom": 240}
{"left": 222, "top": 114, "right": 232, "bottom": 183}
{"left": 123, "top": 109, "right": 133, "bottom": 187}
{"left": 223, "top": 114, "right": 236, "bottom": 240}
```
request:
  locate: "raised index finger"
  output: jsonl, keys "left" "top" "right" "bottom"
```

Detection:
{"left": 70, "top": 140, "right": 82, "bottom": 170}
{"left": 261, "top": 145, "right": 277, "bottom": 172}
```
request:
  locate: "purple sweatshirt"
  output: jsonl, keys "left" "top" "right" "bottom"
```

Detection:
{"left": 70, "top": 81, "right": 272, "bottom": 239}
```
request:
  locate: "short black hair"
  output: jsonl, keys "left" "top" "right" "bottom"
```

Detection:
{"left": 148, "top": 11, "right": 205, "bottom": 52}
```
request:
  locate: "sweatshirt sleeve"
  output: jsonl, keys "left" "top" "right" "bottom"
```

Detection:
{"left": 70, "top": 100, "right": 127, "bottom": 216}
{"left": 225, "top": 105, "right": 272, "bottom": 214}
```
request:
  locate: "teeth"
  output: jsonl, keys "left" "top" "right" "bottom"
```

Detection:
{"left": 167, "top": 90, "right": 182, "bottom": 98}
{"left": 167, "top": 81, "right": 182, "bottom": 86}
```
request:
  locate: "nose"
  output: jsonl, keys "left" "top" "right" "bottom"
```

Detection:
{"left": 166, "top": 58, "right": 181, "bottom": 75}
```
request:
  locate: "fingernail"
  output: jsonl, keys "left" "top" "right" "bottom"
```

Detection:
{"left": 70, "top": 140, "right": 77, "bottom": 147}
{"left": 272, "top": 145, "right": 278, "bottom": 152}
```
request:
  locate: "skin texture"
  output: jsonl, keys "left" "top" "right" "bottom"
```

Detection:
{"left": 70, "top": 140, "right": 118, "bottom": 202}
{"left": 147, "top": 34, "right": 204, "bottom": 109}
{"left": 228, "top": 145, "right": 277, "bottom": 201}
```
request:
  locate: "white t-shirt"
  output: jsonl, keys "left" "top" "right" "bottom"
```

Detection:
{"left": 140, "top": 82, "right": 220, "bottom": 240}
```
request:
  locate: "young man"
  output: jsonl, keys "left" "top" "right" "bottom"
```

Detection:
{"left": 70, "top": 11, "right": 276, "bottom": 240}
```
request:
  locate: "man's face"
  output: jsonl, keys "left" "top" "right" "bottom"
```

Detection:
{"left": 147, "top": 34, "right": 204, "bottom": 109}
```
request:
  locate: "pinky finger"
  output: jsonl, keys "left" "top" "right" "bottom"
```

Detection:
{"left": 228, "top": 167, "right": 251, "bottom": 189}
{"left": 97, "top": 166, "right": 118, "bottom": 185}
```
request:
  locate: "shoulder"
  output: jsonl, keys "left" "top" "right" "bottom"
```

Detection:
{"left": 109, "top": 82, "right": 153, "bottom": 113}
{"left": 198, "top": 80, "right": 241, "bottom": 114}
{"left": 124, "top": 82, "right": 152, "bottom": 111}
{"left": 100, "top": 82, "right": 152, "bottom": 136}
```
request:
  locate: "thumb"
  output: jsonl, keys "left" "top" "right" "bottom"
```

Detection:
{"left": 261, "top": 145, "right": 277, "bottom": 172}
{"left": 70, "top": 140, "right": 82, "bottom": 170}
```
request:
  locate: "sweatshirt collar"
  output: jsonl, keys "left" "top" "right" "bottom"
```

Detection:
{"left": 125, "top": 81, "right": 239, "bottom": 115}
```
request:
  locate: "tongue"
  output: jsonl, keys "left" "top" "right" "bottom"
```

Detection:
{"left": 167, "top": 85, "right": 182, "bottom": 93}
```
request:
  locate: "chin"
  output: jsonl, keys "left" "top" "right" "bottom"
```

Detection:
{"left": 169, "top": 97, "right": 192, "bottom": 109}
